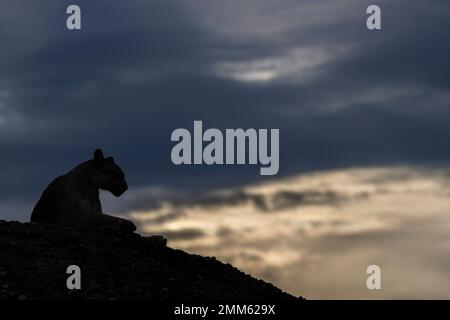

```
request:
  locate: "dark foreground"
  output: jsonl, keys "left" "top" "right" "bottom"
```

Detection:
{"left": 0, "top": 220, "right": 301, "bottom": 301}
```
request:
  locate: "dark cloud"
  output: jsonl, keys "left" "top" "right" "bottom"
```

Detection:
{"left": 0, "top": 0, "right": 449, "bottom": 220}
{"left": 216, "top": 226, "right": 234, "bottom": 238}
{"left": 120, "top": 188, "right": 364, "bottom": 220}
{"left": 156, "top": 228, "right": 206, "bottom": 241}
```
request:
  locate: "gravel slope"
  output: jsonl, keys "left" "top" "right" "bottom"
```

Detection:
{"left": 0, "top": 220, "right": 302, "bottom": 300}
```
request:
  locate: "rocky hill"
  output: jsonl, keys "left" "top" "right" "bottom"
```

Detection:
{"left": 0, "top": 220, "right": 302, "bottom": 300}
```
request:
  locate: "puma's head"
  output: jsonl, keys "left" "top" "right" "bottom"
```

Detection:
{"left": 89, "top": 149, "right": 128, "bottom": 197}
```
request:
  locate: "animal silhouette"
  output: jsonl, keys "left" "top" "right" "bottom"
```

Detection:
{"left": 31, "top": 149, "right": 135, "bottom": 231}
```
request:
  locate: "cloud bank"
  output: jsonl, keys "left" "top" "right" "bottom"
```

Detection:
{"left": 128, "top": 166, "right": 450, "bottom": 298}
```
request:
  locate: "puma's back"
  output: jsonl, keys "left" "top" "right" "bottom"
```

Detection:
{"left": 31, "top": 175, "right": 69, "bottom": 222}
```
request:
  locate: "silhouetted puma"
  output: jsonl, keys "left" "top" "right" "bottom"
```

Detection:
{"left": 31, "top": 149, "right": 136, "bottom": 231}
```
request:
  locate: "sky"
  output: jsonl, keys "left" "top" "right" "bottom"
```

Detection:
{"left": 130, "top": 166, "right": 450, "bottom": 299}
{"left": 0, "top": 0, "right": 450, "bottom": 298}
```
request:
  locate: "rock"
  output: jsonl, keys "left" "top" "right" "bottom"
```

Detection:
{"left": 145, "top": 235, "right": 167, "bottom": 247}
{"left": 0, "top": 220, "right": 302, "bottom": 300}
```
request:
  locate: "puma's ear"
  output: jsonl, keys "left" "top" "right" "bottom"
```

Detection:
{"left": 94, "top": 149, "right": 104, "bottom": 160}
{"left": 106, "top": 156, "right": 114, "bottom": 163}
